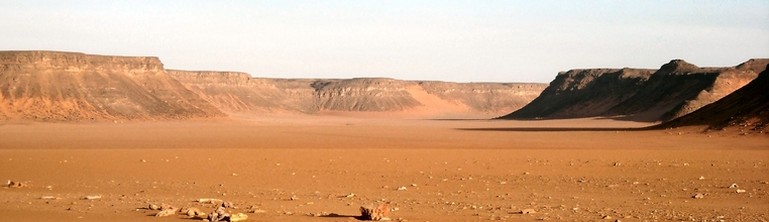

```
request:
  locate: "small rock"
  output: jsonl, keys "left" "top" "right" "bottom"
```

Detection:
{"left": 344, "top": 193, "right": 355, "bottom": 198}
{"left": 698, "top": 176, "right": 705, "bottom": 180}
{"left": 159, "top": 203, "right": 175, "bottom": 211}
{"left": 148, "top": 203, "right": 160, "bottom": 210}
{"left": 736, "top": 189, "right": 746, "bottom": 193}
{"left": 6, "top": 180, "right": 26, "bottom": 188}
{"left": 196, "top": 198, "right": 222, "bottom": 203}
{"left": 230, "top": 213, "right": 248, "bottom": 222}
{"left": 82, "top": 195, "right": 101, "bottom": 200}
{"left": 40, "top": 196, "right": 59, "bottom": 200}
{"left": 220, "top": 201, "right": 236, "bottom": 209}
{"left": 155, "top": 208, "right": 176, "bottom": 217}
{"left": 520, "top": 208, "right": 536, "bottom": 214}
{"left": 603, "top": 215, "right": 612, "bottom": 219}
{"left": 207, "top": 206, "right": 229, "bottom": 222}
{"left": 692, "top": 193, "right": 705, "bottom": 199}
{"left": 360, "top": 203, "right": 390, "bottom": 221}
{"left": 397, "top": 186, "right": 408, "bottom": 191}
{"left": 728, "top": 183, "right": 739, "bottom": 189}
{"left": 179, "top": 207, "right": 206, "bottom": 219}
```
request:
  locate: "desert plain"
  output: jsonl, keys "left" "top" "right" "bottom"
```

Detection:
{"left": 1, "top": 116, "right": 767, "bottom": 222}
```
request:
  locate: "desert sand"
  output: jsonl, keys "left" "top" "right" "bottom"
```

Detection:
{"left": 1, "top": 116, "right": 767, "bottom": 221}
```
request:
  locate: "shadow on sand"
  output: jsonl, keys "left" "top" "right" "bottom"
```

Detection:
{"left": 313, "top": 213, "right": 366, "bottom": 220}
{"left": 456, "top": 127, "right": 649, "bottom": 132}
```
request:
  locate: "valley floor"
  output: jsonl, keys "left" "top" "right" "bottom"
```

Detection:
{"left": 0, "top": 116, "right": 767, "bottom": 221}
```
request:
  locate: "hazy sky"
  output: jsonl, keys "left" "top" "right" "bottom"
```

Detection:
{"left": 1, "top": 1, "right": 768, "bottom": 83}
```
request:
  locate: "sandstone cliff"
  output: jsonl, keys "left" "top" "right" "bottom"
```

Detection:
{"left": 500, "top": 59, "right": 768, "bottom": 122}
{"left": 656, "top": 64, "right": 769, "bottom": 133}
{"left": 0, "top": 51, "right": 224, "bottom": 121}
{"left": 168, "top": 71, "right": 547, "bottom": 118}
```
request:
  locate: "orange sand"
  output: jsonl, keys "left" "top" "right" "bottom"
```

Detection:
{"left": 1, "top": 117, "right": 767, "bottom": 221}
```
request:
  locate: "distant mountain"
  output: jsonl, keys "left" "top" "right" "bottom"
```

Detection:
{"left": 498, "top": 59, "right": 769, "bottom": 122}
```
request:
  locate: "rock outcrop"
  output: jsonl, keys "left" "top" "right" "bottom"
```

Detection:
{"left": 500, "top": 59, "right": 768, "bottom": 122}
{"left": 0, "top": 51, "right": 224, "bottom": 121}
{"left": 656, "top": 64, "right": 769, "bottom": 133}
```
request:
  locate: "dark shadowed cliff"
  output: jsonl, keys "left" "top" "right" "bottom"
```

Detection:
{"left": 499, "top": 59, "right": 768, "bottom": 122}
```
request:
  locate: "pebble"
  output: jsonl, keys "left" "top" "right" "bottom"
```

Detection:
{"left": 728, "top": 183, "right": 739, "bottom": 189}
{"left": 154, "top": 208, "right": 176, "bottom": 217}
{"left": 520, "top": 208, "right": 536, "bottom": 214}
{"left": 736, "top": 189, "right": 746, "bottom": 193}
{"left": 82, "top": 195, "right": 102, "bottom": 200}
{"left": 397, "top": 186, "right": 408, "bottom": 191}
{"left": 692, "top": 193, "right": 705, "bottom": 199}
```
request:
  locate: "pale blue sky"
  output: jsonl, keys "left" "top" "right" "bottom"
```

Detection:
{"left": 1, "top": 1, "right": 768, "bottom": 83}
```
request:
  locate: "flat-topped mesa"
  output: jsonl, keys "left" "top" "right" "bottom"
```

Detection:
{"left": 499, "top": 68, "right": 654, "bottom": 119}
{"left": 499, "top": 58, "right": 768, "bottom": 122}
{"left": 314, "top": 78, "right": 422, "bottom": 112}
{"left": 0, "top": 51, "right": 164, "bottom": 72}
{"left": 167, "top": 70, "right": 254, "bottom": 86}
{"left": 0, "top": 51, "right": 222, "bottom": 121}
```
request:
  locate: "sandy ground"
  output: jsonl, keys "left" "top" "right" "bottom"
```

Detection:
{"left": 0, "top": 116, "right": 767, "bottom": 221}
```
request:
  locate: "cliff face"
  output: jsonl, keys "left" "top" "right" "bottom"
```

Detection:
{"left": 500, "top": 59, "right": 768, "bottom": 122}
{"left": 0, "top": 51, "right": 224, "bottom": 121}
{"left": 657, "top": 64, "right": 769, "bottom": 133}
{"left": 500, "top": 68, "right": 654, "bottom": 119}
{"left": 169, "top": 71, "right": 548, "bottom": 118}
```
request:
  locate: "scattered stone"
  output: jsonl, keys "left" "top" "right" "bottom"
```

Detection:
{"left": 179, "top": 207, "right": 206, "bottom": 219}
{"left": 82, "top": 195, "right": 102, "bottom": 200}
{"left": 207, "top": 206, "right": 229, "bottom": 222}
{"left": 159, "top": 203, "right": 175, "bottom": 211}
{"left": 397, "top": 186, "right": 408, "bottom": 191}
{"left": 344, "top": 193, "right": 355, "bottom": 198}
{"left": 728, "top": 183, "right": 739, "bottom": 189}
{"left": 613, "top": 162, "right": 622, "bottom": 167}
{"left": 698, "top": 176, "right": 705, "bottom": 180}
{"left": 6, "top": 180, "right": 26, "bottom": 188}
{"left": 692, "top": 193, "right": 705, "bottom": 199}
{"left": 249, "top": 209, "right": 266, "bottom": 214}
{"left": 360, "top": 203, "right": 390, "bottom": 221}
{"left": 196, "top": 198, "right": 222, "bottom": 204}
{"left": 148, "top": 203, "right": 160, "bottom": 210}
{"left": 603, "top": 215, "right": 612, "bottom": 219}
{"left": 220, "top": 201, "right": 236, "bottom": 209}
{"left": 289, "top": 195, "right": 299, "bottom": 200}
{"left": 736, "top": 189, "right": 747, "bottom": 193}
{"left": 520, "top": 208, "right": 537, "bottom": 214}
{"left": 155, "top": 208, "right": 176, "bottom": 217}
{"left": 40, "top": 196, "right": 59, "bottom": 200}
{"left": 410, "top": 183, "right": 418, "bottom": 187}
{"left": 229, "top": 213, "right": 248, "bottom": 222}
